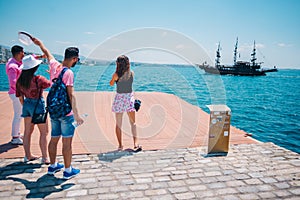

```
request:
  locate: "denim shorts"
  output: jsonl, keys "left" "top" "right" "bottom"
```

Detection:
{"left": 50, "top": 115, "right": 75, "bottom": 138}
{"left": 22, "top": 97, "right": 46, "bottom": 117}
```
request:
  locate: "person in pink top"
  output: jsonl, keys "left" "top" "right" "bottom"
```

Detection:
{"left": 16, "top": 55, "right": 51, "bottom": 164}
{"left": 5, "top": 45, "right": 25, "bottom": 145}
{"left": 33, "top": 37, "right": 83, "bottom": 180}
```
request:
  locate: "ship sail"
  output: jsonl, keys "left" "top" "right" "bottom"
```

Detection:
{"left": 215, "top": 42, "right": 221, "bottom": 67}
{"left": 251, "top": 40, "right": 257, "bottom": 66}
{"left": 233, "top": 37, "right": 238, "bottom": 65}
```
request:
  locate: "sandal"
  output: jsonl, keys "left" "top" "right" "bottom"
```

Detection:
{"left": 24, "top": 156, "right": 40, "bottom": 163}
{"left": 117, "top": 146, "right": 123, "bottom": 151}
{"left": 134, "top": 145, "right": 142, "bottom": 152}
{"left": 41, "top": 157, "right": 50, "bottom": 165}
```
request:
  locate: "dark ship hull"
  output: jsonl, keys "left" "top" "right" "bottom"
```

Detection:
{"left": 198, "top": 63, "right": 277, "bottom": 76}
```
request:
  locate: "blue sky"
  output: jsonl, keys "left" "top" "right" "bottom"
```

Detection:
{"left": 1, "top": 0, "right": 299, "bottom": 68}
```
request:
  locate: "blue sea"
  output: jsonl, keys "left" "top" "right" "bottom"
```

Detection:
{"left": 1, "top": 63, "right": 299, "bottom": 153}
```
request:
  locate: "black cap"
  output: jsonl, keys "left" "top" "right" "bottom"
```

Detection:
{"left": 64, "top": 47, "right": 79, "bottom": 59}
{"left": 11, "top": 45, "right": 23, "bottom": 56}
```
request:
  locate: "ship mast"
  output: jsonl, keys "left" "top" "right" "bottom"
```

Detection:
{"left": 215, "top": 42, "right": 221, "bottom": 67}
{"left": 233, "top": 37, "right": 238, "bottom": 65}
{"left": 251, "top": 40, "right": 257, "bottom": 66}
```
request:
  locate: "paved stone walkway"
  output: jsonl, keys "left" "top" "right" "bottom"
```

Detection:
{"left": 0, "top": 142, "right": 299, "bottom": 199}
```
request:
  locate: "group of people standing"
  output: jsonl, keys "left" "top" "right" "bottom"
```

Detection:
{"left": 5, "top": 35, "right": 141, "bottom": 179}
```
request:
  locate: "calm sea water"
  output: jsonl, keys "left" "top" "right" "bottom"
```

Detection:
{"left": 1, "top": 63, "right": 299, "bottom": 153}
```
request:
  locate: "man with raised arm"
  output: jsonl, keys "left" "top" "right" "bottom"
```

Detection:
{"left": 33, "top": 37, "right": 84, "bottom": 179}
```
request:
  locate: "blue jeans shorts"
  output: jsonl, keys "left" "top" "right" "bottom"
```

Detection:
{"left": 50, "top": 115, "right": 75, "bottom": 138}
{"left": 22, "top": 97, "right": 46, "bottom": 117}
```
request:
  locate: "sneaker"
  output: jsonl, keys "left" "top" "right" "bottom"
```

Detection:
{"left": 63, "top": 167, "right": 80, "bottom": 179}
{"left": 11, "top": 137, "right": 23, "bottom": 145}
{"left": 47, "top": 163, "right": 64, "bottom": 175}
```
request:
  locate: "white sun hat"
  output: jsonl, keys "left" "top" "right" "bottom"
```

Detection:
{"left": 20, "top": 55, "right": 42, "bottom": 70}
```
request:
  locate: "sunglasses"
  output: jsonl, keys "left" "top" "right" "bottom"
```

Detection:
{"left": 73, "top": 57, "right": 80, "bottom": 62}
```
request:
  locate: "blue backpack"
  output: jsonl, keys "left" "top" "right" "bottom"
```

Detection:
{"left": 47, "top": 68, "right": 72, "bottom": 119}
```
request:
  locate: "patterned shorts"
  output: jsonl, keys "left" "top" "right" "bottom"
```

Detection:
{"left": 112, "top": 92, "right": 135, "bottom": 113}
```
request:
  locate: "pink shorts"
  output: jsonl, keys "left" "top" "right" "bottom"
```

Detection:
{"left": 112, "top": 92, "right": 135, "bottom": 113}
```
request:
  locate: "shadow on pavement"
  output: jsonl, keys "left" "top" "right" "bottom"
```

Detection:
{"left": 0, "top": 142, "right": 20, "bottom": 154}
{"left": 0, "top": 162, "right": 74, "bottom": 198}
{"left": 201, "top": 152, "right": 228, "bottom": 157}
{"left": 98, "top": 148, "right": 142, "bottom": 162}
{"left": 8, "top": 175, "right": 74, "bottom": 198}
{"left": 0, "top": 162, "right": 40, "bottom": 178}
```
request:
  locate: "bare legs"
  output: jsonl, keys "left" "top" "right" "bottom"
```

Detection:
{"left": 48, "top": 137, "right": 59, "bottom": 165}
{"left": 23, "top": 117, "right": 49, "bottom": 161}
{"left": 37, "top": 120, "right": 49, "bottom": 161}
{"left": 115, "top": 111, "right": 138, "bottom": 149}
{"left": 23, "top": 117, "right": 35, "bottom": 159}
{"left": 62, "top": 137, "right": 73, "bottom": 168}
{"left": 115, "top": 113, "right": 123, "bottom": 149}
{"left": 127, "top": 111, "right": 138, "bottom": 148}
{"left": 48, "top": 136, "right": 73, "bottom": 168}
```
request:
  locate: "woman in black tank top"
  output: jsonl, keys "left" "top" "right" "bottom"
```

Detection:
{"left": 110, "top": 55, "right": 142, "bottom": 152}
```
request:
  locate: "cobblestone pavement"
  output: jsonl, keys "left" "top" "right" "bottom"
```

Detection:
{"left": 0, "top": 142, "right": 299, "bottom": 200}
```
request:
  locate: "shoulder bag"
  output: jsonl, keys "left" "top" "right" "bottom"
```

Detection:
{"left": 31, "top": 79, "right": 48, "bottom": 124}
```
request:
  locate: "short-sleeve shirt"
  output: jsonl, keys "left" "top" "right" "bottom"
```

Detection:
{"left": 16, "top": 75, "right": 51, "bottom": 99}
{"left": 6, "top": 58, "right": 22, "bottom": 95}
{"left": 49, "top": 59, "right": 74, "bottom": 86}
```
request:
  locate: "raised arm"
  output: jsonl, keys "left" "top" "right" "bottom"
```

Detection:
{"left": 32, "top": 37, "right": 54, "bottom": 62}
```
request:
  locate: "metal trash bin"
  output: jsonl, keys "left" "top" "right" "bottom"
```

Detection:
{"left": 206, "top": 105, "right": 231, "bottom": 154}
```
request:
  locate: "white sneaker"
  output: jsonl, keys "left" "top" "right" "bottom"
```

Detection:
{"left": 11, "top": 137, "right": 23, "bottom": 145}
